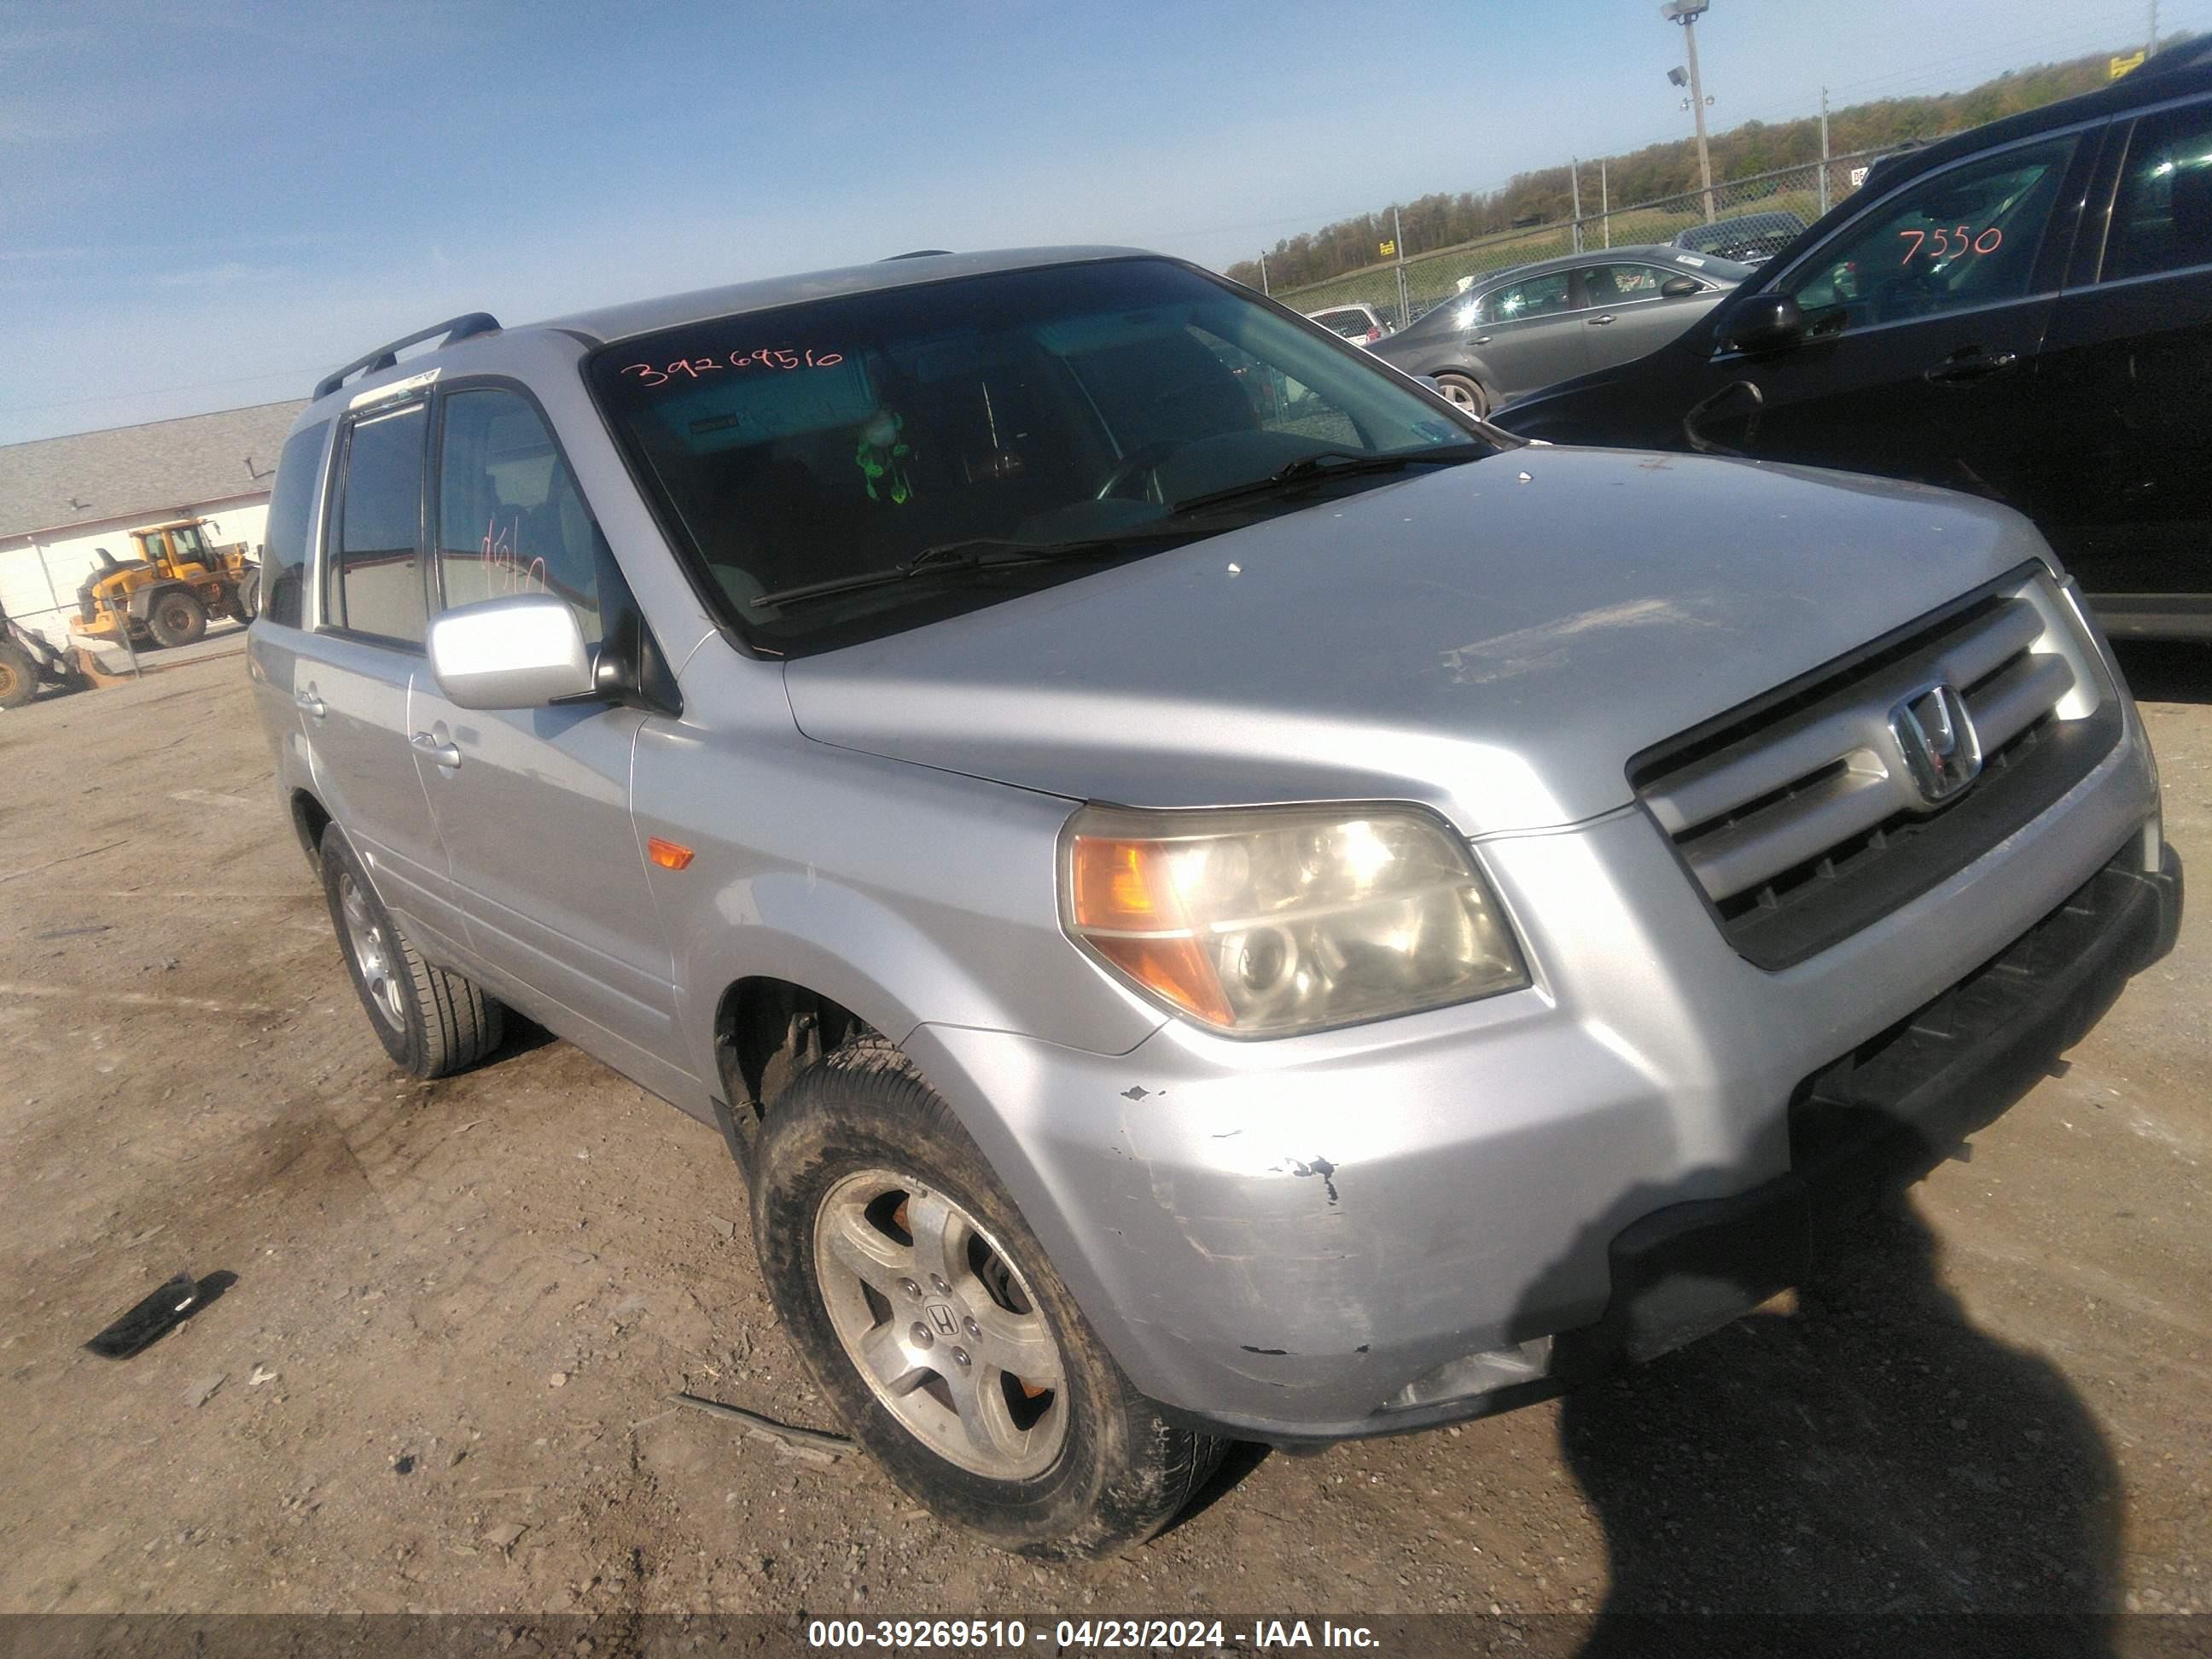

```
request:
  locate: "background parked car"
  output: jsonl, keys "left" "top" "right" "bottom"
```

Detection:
{"left": 1671, "top": 208, "right": 1808, "bottom": 265}
{"left": 1304, "top": 302, "right": 1394, "bottom": 347}
{"left": 1498, "top": 38, "right": 2212, "bottom": 640}
{"left": 1370, "top": 245, "right": 1751, "bottom": 414}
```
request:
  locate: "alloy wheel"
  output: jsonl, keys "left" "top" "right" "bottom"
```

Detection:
{"left": 813, "top": 1167, "right": 1068, "bottom": 1480}
{"left": 338, "top": 871, "right": 405, "bottom": 1031}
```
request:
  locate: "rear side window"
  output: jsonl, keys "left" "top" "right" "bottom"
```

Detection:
{"left": 1577, "top": 264, "right": 1668, "bottom": 301}
{"left": 259, "top": 421, "right": 330, "bottom": 628}
{"left": 328, "top": 403, "right": 429, "bottom": 644}
{"left": 2104, "top": 102, "right": 2212, "bottom": 282}
{"left": 434, "top": 387, "right": 617, "bottom": 644}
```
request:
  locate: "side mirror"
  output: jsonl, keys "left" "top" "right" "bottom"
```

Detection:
{"left": 427, "top": 594, "right": 596, "bottom": 710}
{"left": 1726, "top": 293, "right": 1806, "bottom": 354}
{"left": 1660, "top": 275, "right": 1702, "bottom": 298}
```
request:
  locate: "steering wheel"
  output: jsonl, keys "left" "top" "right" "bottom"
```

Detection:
{"left": 1092, "top": 440, "right": 1186, "bottom": 505}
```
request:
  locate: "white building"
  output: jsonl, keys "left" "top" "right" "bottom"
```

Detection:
{"left": 0, "top": 400, "right": 307, "bottom": 649}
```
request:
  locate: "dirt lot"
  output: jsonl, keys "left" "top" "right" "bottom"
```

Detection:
{"left": 0, "top": 641, "right": 2205, "bottom": 1643}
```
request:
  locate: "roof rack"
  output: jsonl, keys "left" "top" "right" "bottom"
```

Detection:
{"left": 882, "top": 249, "right": 954, "bottom": 260}
{"left": 313, "top": 312, "right": 503, "bottom": 400}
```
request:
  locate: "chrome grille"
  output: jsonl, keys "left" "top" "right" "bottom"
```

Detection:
{"left": 1633, "top": 570, "right": 2115, "bottom": 969}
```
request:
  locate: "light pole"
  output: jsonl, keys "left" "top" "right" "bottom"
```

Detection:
{"left": 1664, "top": 0, "right": 1716, "bottom": 224}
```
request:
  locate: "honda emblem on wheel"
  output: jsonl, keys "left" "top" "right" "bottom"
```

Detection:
{"left": 1890, "top": 681, "right": 1983, "bottom": 803}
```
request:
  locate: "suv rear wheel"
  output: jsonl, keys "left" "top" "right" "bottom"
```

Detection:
{"left": 752, "top": 1042, "right": 1225, "bottom": 1557}
{"left": 320, "top": 824, "right": 504, "bottom": 1078}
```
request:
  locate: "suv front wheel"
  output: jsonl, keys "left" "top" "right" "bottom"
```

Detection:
{"left": 752, "top": 1041, "right": 1225, "bottom": 1557}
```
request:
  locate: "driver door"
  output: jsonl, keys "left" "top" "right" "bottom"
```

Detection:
{"left": 408, "top": 382, "right": 690, "bottom": 1102}
{"left": 1468, "top": 270, "right": 1589, "bottom": 401}
{"left": 1694, "top": 130, "right": 2097, "bottom": 511}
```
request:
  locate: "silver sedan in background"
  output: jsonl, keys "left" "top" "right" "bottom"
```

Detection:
{"left": 1371, "top": 244, "right": 1751, "bottom": 415}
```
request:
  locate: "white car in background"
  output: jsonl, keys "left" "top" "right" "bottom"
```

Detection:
{"left": 1303, "top": 303, "right": 1394, "bottom": 347}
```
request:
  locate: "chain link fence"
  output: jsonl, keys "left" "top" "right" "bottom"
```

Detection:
{"left": 1272, "top": 149, "right": 1897, "bottom": 326}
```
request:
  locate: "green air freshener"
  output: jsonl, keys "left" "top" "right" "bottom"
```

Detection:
{"left": 855, "top": 411, "right": 914, "bottom": 504}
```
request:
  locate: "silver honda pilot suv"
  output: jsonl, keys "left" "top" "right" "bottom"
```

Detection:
{"left": 249, "top": 247, "right": 2181, "bottom": 1557}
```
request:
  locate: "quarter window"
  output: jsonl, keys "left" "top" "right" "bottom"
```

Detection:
{"left": 434, "top": 387, "right": 615, "bottom": 644}
{"left": 2104, "top": 102, "right": 2212, "bottom": 281}
{"left": 328, "top": 404, "right": 428, "bottom": 644}
{"left": 1476, "top": 272, "right": 1572, "bottom": 324}
{"left": 260, "top": 421, "right": 329, "bottom": 629}
{"left": 1781, "top": 135, "right": 2079, "bottom": 335}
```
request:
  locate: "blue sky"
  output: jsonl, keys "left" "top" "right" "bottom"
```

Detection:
{"left": 1, "top": 0, "right": 2194, "bottom": 445}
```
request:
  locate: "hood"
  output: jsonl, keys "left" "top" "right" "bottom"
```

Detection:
{"left": 783, "top": 448, "right": 2054, "bottom": 837}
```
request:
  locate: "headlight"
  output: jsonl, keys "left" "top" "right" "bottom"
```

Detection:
{"left": 1061, "top": 804, "right": 1528, "bottom": 1037}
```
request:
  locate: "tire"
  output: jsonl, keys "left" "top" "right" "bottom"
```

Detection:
{"left": 0, "top": 641, "right": 35, "bottom": 710}
{"left": 319, "top": 824, "right": 503, "bottom": 1079}
{"left": 752, "top": 1041, "right": 1225, "bottom": 1558}
{"left": 225, "top": 568, "right": 259, "bottom": 625}
{"left": 146, "top": 589, "right": 207, "bottom": 649}
{"left": 1433, "top": 372, "right": 1490, "bottom": 418}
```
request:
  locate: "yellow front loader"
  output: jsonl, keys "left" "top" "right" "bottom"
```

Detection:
{"left": 74, "top": 517, "right": 259, "bottom": 651}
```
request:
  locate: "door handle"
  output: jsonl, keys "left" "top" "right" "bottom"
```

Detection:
{"left": 294, "top": 687, "right": 325, "bottom": 719}
{"left": 410, "top": 731, "right": 462, "bottom": 770}
{"left": 1924, "top": 349, "right": 2018, "bottom": 385}
{"left": 1587, "top": 314, "right": 1617, "bottom": 326}
{"left": 1473, "top": 335, "right": 1493, "bottom": 345}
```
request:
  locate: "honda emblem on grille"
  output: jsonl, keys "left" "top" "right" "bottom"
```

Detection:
{"left": 1889, "top": 682, "right": 1983, "bottom": 804}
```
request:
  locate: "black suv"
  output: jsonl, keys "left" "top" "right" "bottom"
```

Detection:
{"left": 1500, "top": 40, "right": 2212, "bottom": 640}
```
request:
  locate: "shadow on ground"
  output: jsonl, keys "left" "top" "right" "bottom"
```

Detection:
{"left": 1558, "top": 1202, "right": 2120, "bottom": 1654}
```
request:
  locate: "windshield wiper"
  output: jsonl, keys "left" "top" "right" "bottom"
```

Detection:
{"left": 1167, "top": 443, "right": 1489, "bottom": 517}
{"left": 751, "top": 530, "right": 1170, "bottom": 611}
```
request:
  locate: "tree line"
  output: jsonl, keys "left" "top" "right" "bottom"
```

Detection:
{"left": 1227, "top": 44, "right": 2151, "bottom": 293}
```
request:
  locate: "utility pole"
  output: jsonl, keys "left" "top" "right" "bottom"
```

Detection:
{"left": 1664, "top": 0, "right": 1717, "bottom": 224}
{"left": 2149, "top": 0, "right": 2159, "bottom": 56}
{"left": 1818, "top": 86, "right": 1831, "bottom": 217}
{"left": 1393, "top": 205, "right": 1409, "bottom": 328}
{"left": 1259, "top": 250, "right": 1269, "bottom": 295}
{"left": 1600, "top": 157, "right": 1610, "bottom": 248}
{"left": 1571, "top": 158, "right": 1583, "bottom": 255}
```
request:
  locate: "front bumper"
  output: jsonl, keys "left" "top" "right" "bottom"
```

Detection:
{"left": 1520, "top": 838, "right": 2180, "bottom": 1420}
{"left": 905, "top": 741, "right": 2172, "bottom": 1444}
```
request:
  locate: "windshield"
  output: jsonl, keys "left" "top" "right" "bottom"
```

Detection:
{"left": 588, "top": 257, "right": 1486, "bottom": 652}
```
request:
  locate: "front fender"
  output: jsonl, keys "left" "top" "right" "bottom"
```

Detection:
{"left": 637, "top": 716, "right": 1166, "bottom": 1102}
{"left": 1446, "top": 352, "right": 1503, "bottom": 396}
{"left": 668, "top": 877, "right": 1045, "bottom": 1091}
